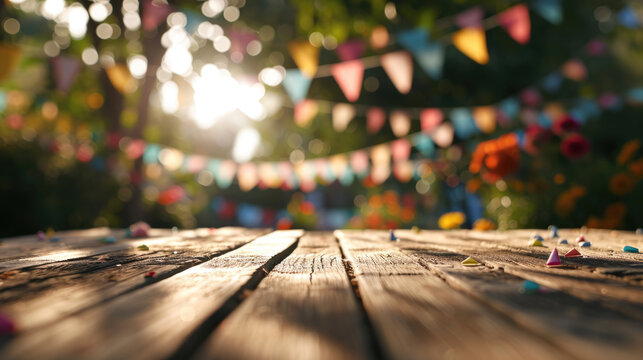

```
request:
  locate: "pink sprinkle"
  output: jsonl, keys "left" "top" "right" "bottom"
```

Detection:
{"left": 144, "top": 271, "right": 157, "bottom": 279}
{"left": 0, "top": 312, "right": 16, "bottom": 335}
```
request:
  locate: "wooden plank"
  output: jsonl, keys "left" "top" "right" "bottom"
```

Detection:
{"left": 335, "top": 230, "right": 560, "bottom": 360}
{"left": 397, "top": 230, "right": 643, "bottom": 318}
{"left": 193, "top": 232, "right": 375, "bottom": 360}
{"left": 0, "top": 230, "right": 302, "bottom": 360}
{"left": 403, "top": 247, "right": 643, "bottom": 360}
{"left": 0, "top": 228, "right": 269, "bottom": 333}
{"left": 0, "top": 227, "right": 247, "bottom": 273}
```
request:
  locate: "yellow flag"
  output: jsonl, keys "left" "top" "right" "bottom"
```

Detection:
{"left": 473, "top": 106, "right": 496, "bottom": 133}
{"left": 288, "top": 41, "right": 319, "bottom": 78}
{"left": 452, "top": 28, "right": 489, "bottom": 65}
{"left": 105, "top": 64, "right": 137, "bottom": 94}
{"left": 0, "top": 44, "right": 21, "bottom": 83}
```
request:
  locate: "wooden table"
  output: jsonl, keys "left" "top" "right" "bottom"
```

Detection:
{"left": 0, "top": 227, "right": 641, "bottom": 359}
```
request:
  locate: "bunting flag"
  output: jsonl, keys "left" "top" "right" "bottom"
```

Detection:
{"left": 396, "top": 28, "right": 429, "bottom": 53}
{"left": 413, "top": 134, "right": 435, "bottom": 157}
{"left": 350, "top": 150, "right": 369, "bottom": 177}
{"left": 473, "top": 106, "right": 497, "bottom": 133}
{"left": 288, "top": 41, "right": 319, "bottom": 78}
{"left": 332, "top": 103, "right": 355, "bottom": 132}
{"left": 367, "top": 107, "right": 386, "bottom": 134}
{"left": 414, "top": 44, "right": 445, "bottom": 80}
{"left": 0, "top": 44, "right": 21, "bottom": 83}
{"left": 451, "top": 108, "right": 478, "bottom": 138}
{"left": 455, "top": 6, "right": 484, "bottom": 28}
{"left": 142, "top": 0, "right": 173, "bottom": 31}
{"left": 370, "top": 144, "right": 391, "bottom": 167}
{"left": 431, "top": 123, "right": 454, "bottom": 147}
{"left": 238, "top": 163, "right": 258, "bottom": 191}
{"left": 452, "top": 27, "right": 489, "bottom": 65}
{"left": 381, "top": 51, "right": 413, "bottom": 94}
{"left": 390, "top": 110, "right": 411, "bottom": 137}
{"left": 393, "top": 160, "right": 414, "bottom": 182}
{"left": 421, "top": 108, "right": 443, "bottom": 133}
{"left": 294, "top": 99, "right": 318, "bottom": 127}
{"left": 216, "top": 160, "right": 236, "bottom": 189}
{"left": 391, "top": 139, "right": 411, "bottom": 162}
{"left": 331, "top": 60, "right": 364, "bottom": 102}
{"left": 105, "top": 64, "right": 137, "bottom": 94}
{"left": 282, "top": 69, "right": 312, "bottom": 103}
{"left": 370, "top": 25, "right": 389, "bottom": 49}
{"left": 51, "top": 55, "right": 82, "bottom": 93}
{"left": 329, "top": 154, "right": 349, "bottom": 179}
{"left": 336, "top": 39, "right": 365, "bottom": 61}
{"left": 498, "top": 4, "right": 531, "bottom": 44}
{"left": 533, "top": 0, "right": 562, "bottom": 25}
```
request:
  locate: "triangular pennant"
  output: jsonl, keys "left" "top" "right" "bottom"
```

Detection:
{"left": 533, "top": 0, "right": 562, "bottom": 25}
{"left": 105, "top": 64, "right": 137, "bottom": 94}
{"left": 498, "top": 4, "right": 531, "bottom": 44}
{"left": 238, "top": 163, "right": 258, "bottom": 192}
{"left": 396, "top": 28, "right": 429, "bottom": 53}
{"left": 51, "top": 55, "right": 82, "bottom": 92}
{"left": 546, "top": 248, "right": 562, "bottom": 267}
{"left": 142, "top": 0, "right": 173, "bottom": 31}
{"left": 421, "top": 108, "right": 443, "bottom": 133}
{"left": 329, "top": 154, "right": 348, "bottom": 179}
{"left": 216, "top": 160, "right": 236, "bottom": 189}
{"left": 331, "top": 60, "right": 364, "bottom": 102}
{"left": 370, "top": 144, "right": 390, "bottom": 167}
{"left": 370, "top": 164, "right": 391, "bottom": 185}
{"left": 294, "top": 99, "right": 318, "bottom": 127}
{"left": 336, "top": 39, "right": 365, "bottom": 61}
{"left": 461, "top": 256, "right": 482, "bottom": 267}
{"left": 393, "top": 160, "right": 414, "bottom": 182}
{"left": 431, "top": 123, "right": 454, "bottom": 147}
{"left": 390, "top": 110, "right": 411, "bottom": 137}
{"left": 413, "top": 44, "right": 445, "bottom": 80}
{"left": 452, "top": 27, "right": 489, "bottom": 65}
{"left": 332, "top": 103, "right": 355, "bottom": 132}
{"left": 381, "top": 51, "right": 413, "bottom": 94}
{"left": 288, "top": 41, "right": 319, "bottom": 78}
{"left": 391, "top": 138, "right": 411, "bottom": 162}
{"left": 451, "top": 108, "right": 478, "bottom": 138}
{"left": 367, "top": 107, "right": 386, "bottom": 133}
{"left": 473, "top": 106, "right": 496, "bottom": 134}
{"left": 350, "top": 150, "right": 369, "bottom": 177}
{"left": 564, "top": 249, "right": 582, "bottom": 258}
{"left": 282, "top": 69, "right": 312, "bottom": 103}
{"left": 413, "top": 134, "right": 435, "bottom": 157}
{"left": 455, "top": 7, "right": 484, "bottom": 28}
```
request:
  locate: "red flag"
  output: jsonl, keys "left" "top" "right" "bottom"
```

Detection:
{"left": 391, "top": 139, "right": 411, "bottom": 162}
{"left": 498, "top": 4, "right": 531, "bottom": 44}
{"left": 367, "top": 107, "right": 386, "bottom": 134}
{"left": 421, "top": 108, "right": 443, "bottom": 133}
{"left": 331, "top": 60, "right": 364, "bottom": 102}
{"left": 336, "top": 39, "right": 365, "bottom": 61}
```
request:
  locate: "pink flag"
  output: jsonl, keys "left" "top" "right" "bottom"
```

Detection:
{"left": 381, "top": 51, "right": 413, "bottom": 94}
{"left": 331, "top": 60, "right": 364, "bottom": 102}
{"left": 455, "top": 7, "right": 484, "bottom": 28}
{"left": 367, "top": 107, "right": 386, "bottom": 134}
{"left": 393, "top": 161, "right": 414, "bottom": 182}
{"left": 431, "top": 123, "right": 454, "bottom": 148}
{"left": 421, "top": 108, "right": 443, "bottom": 133}
{"left": 498, "top": 4, "right": 531, "bottom": 44}
{"left": 391, "top": 139, "right": 411, "bottom": 162}
{"left": 143, "top": 0, "right": 173, "bottom": 31}
{"left": 336, "top": 39, "right": 365, "bottom": 61}
{"left": 390, "top": 110, "right": 411, "bottom": 137}
{"left": 238, "top": 163, "right": 258, "bottom": 191}
{"left": 51, "top": 55, "right": 82, "bottom": 92}
{"left": 350, "top": 150, "right": 369, "bottom": 175}
{"left": 294, "top": 99, "right": 318, "bottom": 127}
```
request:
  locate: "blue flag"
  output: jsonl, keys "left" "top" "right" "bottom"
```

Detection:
{"left": 282, "top": 69, "right": 312, "bottom": 103}
{"left": 533, "top": 0, "right": 563, "bottom": 25}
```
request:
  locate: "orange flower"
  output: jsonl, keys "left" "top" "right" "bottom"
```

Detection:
{"left": 555, "top": 185, "right": 586, "bottom": 216}
{"left": 466, "top": 178, "right": 482, "bottom": 193}
{"left": 473, "top": 219, "right": 496, "bottom": 231}
{"left": 469, "top": 134, "right": 520, "bottom": 183}
{"left": 629, "top": 158, "right": 643, "bottom": 178}
{"left": 609, "top": 172, "right": 635, "bottom": 196}
{"left": 617, "top": 139, "right": 641, "bottom": 165}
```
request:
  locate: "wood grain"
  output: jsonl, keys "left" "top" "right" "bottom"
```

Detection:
{"left": 194, "top": 232, "right": 375, "bottom": 360}
{"left": 335, "top": 230, "right": 560, "bottom": 360}
{"left": 0, "top": 230, "right": 302, "bottom": 360}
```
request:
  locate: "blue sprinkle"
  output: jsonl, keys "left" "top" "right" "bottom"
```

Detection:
{"left": 390, "top": 230, "right": 398, "bottom": 241}
{"left": 100, "top": 236, "right": 116, "bottom": 244}
{"left": 50, "top": 237, "right": 60, "bottom": 243}
{"left": 580, "top": 242, "right": 591, "bottom": 247}
{"left": 624, "top": 246, "right": 639, "bottom": 253}
{"left": 520, "top": 280, "right": 540, "bottom": 294}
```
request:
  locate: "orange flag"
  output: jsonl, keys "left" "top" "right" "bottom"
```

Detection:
{"left": 105, "top": 64, "right": 137, "bottom": 94}
{"left": 473, "top": 106, "right": 497, "bottom": 133}
{"left": 331, "top": 60, "right": 364, "bottom": 102}
{"left": 238, "top": 163, "right": 258, "bottom": 192}
{"left": 381, "top": 51, "right": 413, "bottom": 94}
{"left": 498, "top": 4, "right": 531, "bottom": 44}
{"left": 452, "top": 28, "right": 489, "bottom": 65}
{"left": 288, "top": 41, "right": 319, "bottom": 78}
{"left": 390, "top": 110, "right": 411, "bottom": 137}
{"left": 294, "top": 99, "right": 318, "bottom": 127}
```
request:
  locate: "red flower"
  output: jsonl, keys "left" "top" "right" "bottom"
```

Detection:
{"left": 561, "top": 133, "right": 590, "bottom": 159}
{"left": 552, "top": 115, "right": 580, "bottom": 135}
{"left": 524, "top": 124, "right": 552, "bottom": 154}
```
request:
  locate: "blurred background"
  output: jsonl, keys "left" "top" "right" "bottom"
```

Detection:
{"left": 0, "top": 0, "right": 642, "bottom": 237}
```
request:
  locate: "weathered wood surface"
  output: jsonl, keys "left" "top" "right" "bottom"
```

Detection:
{"left": 0, "top": 228, "right": 641, "bottom": 360}
{"left": 194, "top": 232, "right": 374, "bottom": 360}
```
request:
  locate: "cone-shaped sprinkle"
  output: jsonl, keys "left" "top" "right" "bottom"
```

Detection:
{"left": 558, "top": 238, "right": 568, "bottom": 245}
{"left": 528, "top": 238, "right": 544, "bottom": 247}
{"left": 521, "top": 280, "right": 540, "bottom": 294}
{"left": 390, "top": 230, "right": 398, "bottom": 241}
{"left": 462, "top": 256, "right": 482, "bottom": 267}
{"left": 576, "top": 235, "right": 585, "bottom": 243}
{"left": 0, "top": 312, "right": 16, "bottom": 335}
{"left": 144, "top": 271, "right": 157, "bottom": 278}
{"left": 579, "top": 241, "right": 591, "bottom": 247}
{"left": 548, "top": 225, "right": 558, "bottom": 238}
{"left": 546, "top": 248, "right": 562, "bottom": 267}
{"left": 624, "top": 246, "right": 639, "bottom": 253}
{"left": 531, "top": 234, "right": 544, "bottom": 242}
{"left": 564, "top": 248, "right": 582, "bottom": 258}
